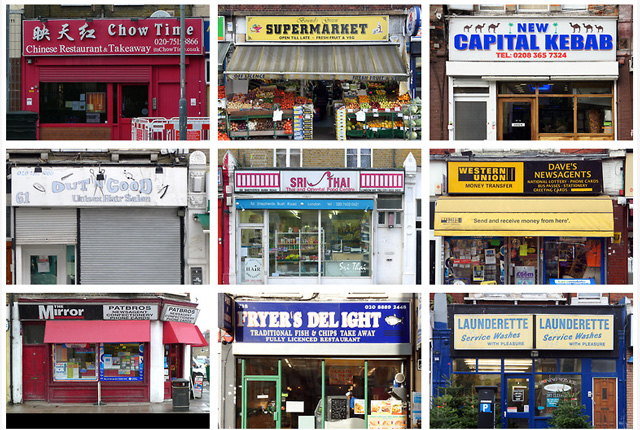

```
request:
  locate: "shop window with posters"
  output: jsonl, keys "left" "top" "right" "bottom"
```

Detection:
{"left": 534, "top": 374, "right": 581, "bottom": 417}
{"left": 444, "top": 238, "right": 504, "bottom": 285}
{"left": 510, "top": 237, "right": 538, "bottom": 285}
{"left": 543, "top": 238, "right": 603, "bottom": 284}
{"left": 100, "top": 343, "right": 144, "bottom": 381}
{"left": 40, "top": 83, "right": 108, "bottom": 124}
{"left": 53, "top": 343, "right": 98, "bottom": 381}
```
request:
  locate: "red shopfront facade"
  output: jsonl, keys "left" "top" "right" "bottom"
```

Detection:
{"left": 17, "top": 298, "right": 206, "bottom": 403}
{"left": 21, "top": 18, "right": 206, "bottom": 140}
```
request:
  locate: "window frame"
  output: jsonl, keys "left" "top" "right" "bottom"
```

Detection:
{"left": 346, "top": 148, "right": 372, "bottom": 168}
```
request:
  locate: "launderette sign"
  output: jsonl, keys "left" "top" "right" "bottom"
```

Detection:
{"left": 235, "top": 301, "right": 410, "bottom": 344}
{"left": 449, "top": 17, "right": 616, "bottom": 62}
{"left": 454, "top": 314, "right": 533, "bottom": 349}
{"left": 536, "top": 314, "right": 613, "bottom": 350}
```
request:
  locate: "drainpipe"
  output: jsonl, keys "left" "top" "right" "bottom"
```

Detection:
{"left": 9, "top": 293, "right": 14, "bottom": 403}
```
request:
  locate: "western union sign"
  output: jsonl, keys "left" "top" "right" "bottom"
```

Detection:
{"left": 448, "top": 162, "right": 524, "bottom": 194}
{"left": 246, "top": 16, "right": 389, "bottom": 42}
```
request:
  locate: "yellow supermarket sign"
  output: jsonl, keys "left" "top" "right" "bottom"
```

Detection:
{"left": 448, "top": 162, "right": 524, "bottom": 194}
{"left": 246, "top": 16, "right": 389, "bottom": 42}
{"left": 536, "top": 314, "right": 614, "bottom": 350}
{"left": 454, "top": 314, "right": 533, "bottom": 350}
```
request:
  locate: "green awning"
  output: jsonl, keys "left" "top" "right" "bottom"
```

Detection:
{"left": 196, "top": 214, "right": 210, "bottom": 231}
{"left": 219, "top": 41, "right": 232, "bottom": 72}
{"left": 225, "top": 44, "right": 409, "bottom": 81}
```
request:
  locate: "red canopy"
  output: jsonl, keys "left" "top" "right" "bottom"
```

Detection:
{"left": 163, "top": 321, "right": 208, "bottom": 346}
{"left": 44, "top": 320, "right": 150, "bottom": 343}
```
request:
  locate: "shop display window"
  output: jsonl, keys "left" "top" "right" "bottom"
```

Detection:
{"left": 244, "top": 357, "right": 279, "bottom": 375}
{"left": 239, "top": 210, "right": 263, "bottom": 224}
{"left": 451, "top": 373, "right": 502, "bottom": 398}
{"left": 100, "top": 343, "right": 143, "bottom": 381}
{"left": 538, "top": 97, "right": 574, "bottom": 133}
{"left": 576, "top": 98, "right": 613, "bottom": 133}
{"left": 325, "top": 359, "right": 366, "bottom": 423}
{"left": 543, "top": 238, "right": 603, "bottom": 284}
{"left": 53, "top": 343, "right": 98, "bottom": 381}
{"left": 322, "top": 210, "right": 371, "bottom": 277}
{"left": 40, "top": 83, "right": 108, "bottom": 124}
{"left": 281, "top": 359, "right": 322, "bottom": 429}
{"left": 509, "top": 237, "right": 538, "bottom": 284}
{"left": 444, "top": 237, "right": 504, "bottom": 284}
{"left": 534, "top": 374, "right": 581, "bottom": 417}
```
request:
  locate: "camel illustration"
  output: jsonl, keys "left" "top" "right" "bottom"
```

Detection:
{"left": 488, "top": 23, "right": 500, "bottom": 33}
{"left": 583, "top": 23, "right": 593, "bottom": 33}
{"left": 463, "top": 24, "right": 472, "bottom": 32}
{"left": 595, "top": 24, "right": 604, "bottom": 33}
{"left": 569, "top": 22, "right": 581, "bottom": 33}
{"left": 475, "top": 23, "right": 485, "bottom": 33}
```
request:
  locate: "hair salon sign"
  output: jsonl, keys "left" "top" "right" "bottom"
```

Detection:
{"left": 12, "top": 166, "right": 187, "bottom": 207}
{"left": 449, "top": 17, "right": 616, "bottom": 62}
{"left": 24, "top": 19, "right": 203, "bottom": 56}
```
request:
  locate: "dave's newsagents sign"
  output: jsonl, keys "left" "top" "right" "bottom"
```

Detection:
{"left": 24, "top": 19, "right": 203, "bottom": 56}
{"left": 449, "top": 17, "right": 616, "bottom": 62}
{"left": 12, "top": 166, "right": 187, "bottom": 207}
{"left": 235, "top": 301, "right": 410, "bottom": 344}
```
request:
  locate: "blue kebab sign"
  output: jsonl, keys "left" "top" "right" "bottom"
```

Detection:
{"left": 235, "top": 301, "right": 411, "bottom": 344}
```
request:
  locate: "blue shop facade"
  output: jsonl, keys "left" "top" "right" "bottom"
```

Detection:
{"left": 431, "top": 301, "right": 630, "bottom": 429}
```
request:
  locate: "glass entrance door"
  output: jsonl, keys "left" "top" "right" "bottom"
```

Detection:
{"left": 500, "top": 99, "right": 534, "bottom": 140}
{"left": 504, "top": 376, "right": 532, "bottom": 428}
{"left": 22, "top": 245, "right": 68, "bottom": 284}
{"left": 118, "top": 84, "right": 149, "bottom": 140}
{"left": 243, "top": 379, "right": 281, "bottom": 429}
{"left": 240, "top": 228, "right": 264, "bottom": 284}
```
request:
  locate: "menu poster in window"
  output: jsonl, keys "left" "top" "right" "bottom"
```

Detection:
{"left": 55, "top": 363, "right": 67, "bottom": 379}
{"left": 512, "top": 386, "right": 526, "bottom": 402}
{"left": 368, "top": 415, "right": 407, "bottom": 430}
{"left": 329, "top": 367, "right": 354, "bottom": 385}
{"left": 86, "top": 92, "right": 106, "bottom": 113}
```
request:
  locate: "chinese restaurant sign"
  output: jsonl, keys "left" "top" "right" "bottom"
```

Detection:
{"left": 12, "top": 166, "right": 187, "bottom": 207}
{"left": 23, "top": 18, "right": 203, "bottom": 56}
{"left": 454, "top": 314, "right": 534, "bottom": 349}
{"left": 246, "top": 16, "right": 388, "bottom": 42}
{"left": 448, "top": 161, "right": 602, "bottom": 195}
{"left": 234, "top": 169, "right": 404, "bottom": 193}
{"left": 235, "top": 301, "right": 410, "bottom": 344}
{"left": 536, "top": 314, "right": 614, "bottom": 350}
{"left": 449, "top": 17, "right": 616, "bottom": 62}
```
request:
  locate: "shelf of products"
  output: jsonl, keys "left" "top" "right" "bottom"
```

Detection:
{"left": 272, "top": 230, "right": 323, "bottom": 277}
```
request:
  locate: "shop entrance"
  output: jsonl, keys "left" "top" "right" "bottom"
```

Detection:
{"left": 118, "top": 84, "right": 149, "bottom": 140}
{"left": 503, "top": 376, "right": 532, "bottom": 428}
{"left": 243, "top": 377, "right": 281, "bottom": 429}
{"left": 499, "top": 99, "right": 534, "bottom": 140}
{"left": 593, "top": 378, "right": 616, "bottom": 428}
{"left": 21, "top": 245, "right": 68, "bottom": 285}
{"left": 164, "top": 344, "right": 183, "bottom": 400}
{"left": 23, "top": 345, "right": 48, "bottom": 401}
{"left": 239, "top": 227, "right": 265, "bottom": 284}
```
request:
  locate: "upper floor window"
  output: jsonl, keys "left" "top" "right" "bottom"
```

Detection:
{"left": 478, "top": 4, "right": 505, "bottom": 11}
{"left": 346, "top": 149, "right": 371, "bottom": 168}
{"left": 275, "top": 148, "right": 301, "bottom": 167}
{"left": 517, "top": 4, "right": 550, "bottom": 12}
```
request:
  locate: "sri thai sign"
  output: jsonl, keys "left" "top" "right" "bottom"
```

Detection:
{"left": 234, "top": 169, "right": 404, "bottom": 193}
{"left": 235, "top": 301, "right": 410, "bottom": 344}
{"left": 449, "top": 17, "right": 616, "bottom": 62}
{"left": 448, "top": 161, "right": 602, "bottom": 195}
{"left": 12, "top": 166, "right": 187, "bottom": 207}
{"left": 454, "top": 314, "right": 533, "bottom": 349}
{"left": 536, "top": 314, "right": 614, "bottom": 350}
{"left": 246, "top": 16, "right": 388, "bottom": 42}
{"left": 23, "top": 19, "right": 203, "bottom": 56}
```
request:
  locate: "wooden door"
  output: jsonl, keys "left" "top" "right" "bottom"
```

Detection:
{"left": 593, "top": 377, "right": 616, "bottom": 429}
{"left": 23, "top": 345, "right": 48, "bottom": 401}
{"left": 164, "top": 344, "right": 183, "bottom": 399}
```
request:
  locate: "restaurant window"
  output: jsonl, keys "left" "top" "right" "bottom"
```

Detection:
{"left": 53, "top": 343, "right": 98, "bottom": 381}
{"left": 368, "top": 360, "right": 406, "bottom": 421}
{"left": 100, "top": 343, "right": 143, "bottom": 381}
{"left": 543, "top": 238, "right": 603, "bottom": 284}
{"left": 40, "top": 83, "right": 107, "bottom": 124}
{"left": 281, "top": 359, "right": 322, "bottom": 429}
{"left": 539, "top": 97, "right": 574, "bottom": 133}
{"left": 325, "top": 359, "right": 366, "bottom": 424}
{"left": 444, "top": 237, "right": 503, "bottom": 285}
{"left": 576, "top": 98, "right": 612, "bottom": 134}
{"left": 535, "top": 374, "right": 581, "bottom": 417}
{"left": 346, "top": 149, "right": 372, "bottom": 168}
{"left": 244, "top": 357, "right": 279, "bottom": 376}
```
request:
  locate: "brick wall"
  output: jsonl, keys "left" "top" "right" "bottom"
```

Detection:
{"left": 430, "top": 5, "right": 448, "bottom": 140}
{"left": 606, "top": 202, "right": 628, "bottom": 284}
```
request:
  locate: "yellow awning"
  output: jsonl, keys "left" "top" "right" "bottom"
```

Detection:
{"left": 434, "top": 196, "right": 613, "bottom": 237}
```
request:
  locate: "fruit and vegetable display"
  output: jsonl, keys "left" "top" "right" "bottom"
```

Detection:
{"left": 218, "top": 85, "right": 226, "bottom": 99}
{"left": 218, "top": 130, "right": 231, "bottom": 140}
{"left": 403, "top": 97, "right": 422, "bottom": 140}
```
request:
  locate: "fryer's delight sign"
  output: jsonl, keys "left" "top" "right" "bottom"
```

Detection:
{"left": 448, "top": 161, "right": 602, "bottom": 195}
{"left": 536, "top": 314, "right": 614, "bottom": 350}
{"left": 246, "top": 16, "right": 388, "bottom": 41}
{"left": 449, "top": 17, "right": 616, "bottom": 62}
{"left": 23, "top": 19, "right": 203, "bottom": 56}
{"left": 454, "top": 314, "right": 534, "bottom": 349}
{"left": 12, "top": 166, "right": 187, "bottom": 207}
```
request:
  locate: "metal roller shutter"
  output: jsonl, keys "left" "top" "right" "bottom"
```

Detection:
{"left": 39, "top": 66, "right": 151, "bottom": 83}
{"left": 80, "top": 208, "right": 181, "bottom": 284}
{"left": 15, "top": 208, "right": 77, "bottom": 244}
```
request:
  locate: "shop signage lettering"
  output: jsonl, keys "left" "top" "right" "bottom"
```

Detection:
{"left": 234, "top": 169, "right": 404, "bottom": 193}
{"left": 161, "top": 304, "right": 200, "bottom": 324}
{"left": 11, "top": 166, "right": 187, "bottom": 207}
{"left": 453, "top": 314, "right": 534, "bottom": 349}
{"left": 18, "top": 303, "right": 161, "bottom": 320}
{"left": 449, "top": 17, "right": 616, "bottom": 62}
{"left": 448, "top": 161, "right": 602, "bottom": 195}
{"left": 235, "top": 301, "right": 410, "bottom": 344}
{"left": 246, "top": 16, "right": 388, "bottom": 42}
{"left": 103, "top": 304, "right": 159, "bottom": 320}
{"left": 536, "top": 314, "right": 613, "bottom": 350}
{"left": 23, "top": 19, "right": 203, "bottom": 56}
{"left": 38, "top": 304, "right": 85, "bottom": 320}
